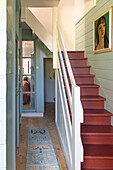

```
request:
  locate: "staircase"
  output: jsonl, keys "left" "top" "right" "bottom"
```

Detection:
{"left": 66, "top": 51, "right": 113, "bottom": 169}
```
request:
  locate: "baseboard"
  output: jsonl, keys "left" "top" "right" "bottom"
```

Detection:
{"left": 22, "top": 112, "right": 44, "bottom": 117}
{"left": 56, "top": 122, "right": 71, "bottom": 170}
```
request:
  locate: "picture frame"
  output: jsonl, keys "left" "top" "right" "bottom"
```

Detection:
{"left": 93, "top": 7, "right": 113, "bottom": 54}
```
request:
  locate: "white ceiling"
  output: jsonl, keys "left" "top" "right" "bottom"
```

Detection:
{"left": 29, "top": 8, "right": 52, "bottom": 35}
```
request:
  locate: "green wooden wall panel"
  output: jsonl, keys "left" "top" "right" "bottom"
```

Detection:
{"left": 75, "top": 24, "right": 93, "bottom": 39}
{"left": 89, "top": 60, "right": 113, "bottom": 70}
{"left": 94, "top": 78, "right": 113, "bottom": 91}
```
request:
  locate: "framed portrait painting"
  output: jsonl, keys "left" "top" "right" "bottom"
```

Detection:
{"left": 93, "top": 7, "right": 113, "bottom": 54}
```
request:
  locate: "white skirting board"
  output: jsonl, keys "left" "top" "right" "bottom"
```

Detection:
{"left": 22, "top": 112, "right": 44, "bottom": 117}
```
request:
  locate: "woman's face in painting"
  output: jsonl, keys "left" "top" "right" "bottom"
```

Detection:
{"left": 98, "top": 19, "right": 106, "bottom": 38}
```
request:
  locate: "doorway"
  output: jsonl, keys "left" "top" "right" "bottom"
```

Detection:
{"left": 21, "top": 41, "right": 36, "bottom": 112}
{"left": 44, "top": 58, "right": 55, "bottom": 103}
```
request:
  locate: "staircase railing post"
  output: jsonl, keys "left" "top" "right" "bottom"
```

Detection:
{"left": 72, "top": 85, "right": 83, "bottom": 170}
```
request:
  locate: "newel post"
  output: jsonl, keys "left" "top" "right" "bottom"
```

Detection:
{"left": 72, "top": 85, "right": 82, "bottom": 170}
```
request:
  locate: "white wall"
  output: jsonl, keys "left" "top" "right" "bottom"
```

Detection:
{"left": 44, "top": 58, "right": 55, "bottom": 102}
{"left": 25, "top": 9, "right": 52, "bottom": 52}
{"left": 29, "top": 0, "right": 76, "bottom": 51}
{"left": 58, "top": 0, "right": 95, "bottom": 50}
{"left": 75, "top": 0, "right": 95, "bottom": 24}
{"left": 29, "top": 8, "right": 53, "bottom": 35}
{"left": 58, "top": 0, "right": 75, "bottom": 50}
{"left": 0, "top": 0, "right": 6, "bottom": 169}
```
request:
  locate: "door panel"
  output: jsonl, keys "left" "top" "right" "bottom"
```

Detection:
{"left": 44, "top": 58, "right": 55, "bottom": 102}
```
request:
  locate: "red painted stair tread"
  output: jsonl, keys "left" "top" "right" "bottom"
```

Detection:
{"left": 71, "top": 65, "right": 91, "bottom": 68}
{"left": 67, "top": 51, "right": 84, "bottom": 54}
{"left": 84, "top": 109, "right": 112, "bottom": 116}
{"left": 81, "top": 95, "right": 106, "bottom": 101}
{"left": 79, "top": 84, "right": 100, "bottom": 88}
{"left": 80, "top": 85, "right": 100, "bottom": 96}
{"left": 67, "top": 51, "right": 84, "bottom": 53}
{"left": 72, "top": 67, "right": 91, "bottom": 75}
{"left": 75, "top": 74, "right": 95, "bottom": 77}
{"left": 82, "top": 169, "right": 111, "bottom": 170}
{"left": 63, "top": 74, "right": 95, "bottom": 78}
{"left": 66, "top": 51, "right": 113, "bottom": 169}
{"left": 84, "top": 144, "right": 113, "bottom": 157}
{"left": 70, "top": 59, "right": 87, "bottom": 66}
{"left": 81, "top": 125, "right": 113, "bottom": 134}
{"left": 70, "top": 58, "right": 88, "bottom": 60}
{"left": 81, "top": 125, "right": 113, "bottom": 144}
{"left": 65, "top": 84, "right": 99, "bottom": 87}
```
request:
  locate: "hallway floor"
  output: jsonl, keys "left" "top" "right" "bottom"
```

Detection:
{"left": 16, "top": 103, "right": 68, "bottom": 170}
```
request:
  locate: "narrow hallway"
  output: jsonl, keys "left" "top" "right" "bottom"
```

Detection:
{"left": 16, "top": 103, "right": 68, "bottom": 170}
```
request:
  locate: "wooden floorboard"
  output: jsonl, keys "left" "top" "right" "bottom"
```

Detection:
{"left": 16, "top": 103, "right": 68, "bottom": 170}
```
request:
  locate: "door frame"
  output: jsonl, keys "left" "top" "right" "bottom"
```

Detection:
{"left": 15, "top": 35, "right": 21, "bottom": 148}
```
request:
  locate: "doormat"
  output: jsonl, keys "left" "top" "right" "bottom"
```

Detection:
{"left": 26, "top": 127, "right": 59, "bottom": 170}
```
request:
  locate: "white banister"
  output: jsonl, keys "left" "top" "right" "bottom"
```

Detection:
{"left": 55, "top": 25, "right": 84, "bottom": 170}
{"left": 58, "top": 42, "right": 72, "bottom": 113}
{"left": 57, "top": 64, "right": 72, "bottom": 164}
{"left": 58, "top": 59, "right": 72, "bottom": 137}
{"left": 72, "top": 85, "right": 83, "bottom": 170}
{"left": 58, "top": 26, "right": 75, "bottom": 85}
